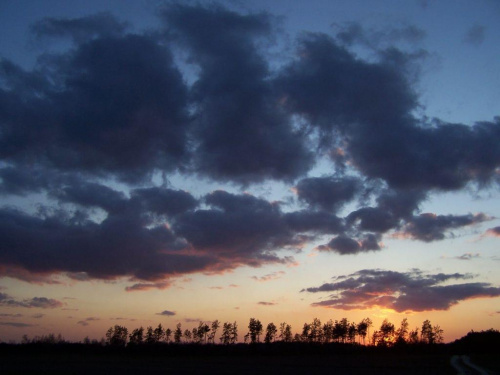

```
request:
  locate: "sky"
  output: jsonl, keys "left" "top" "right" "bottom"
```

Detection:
{"left": 0, "top": 0, "right": 499, "bottom": 343}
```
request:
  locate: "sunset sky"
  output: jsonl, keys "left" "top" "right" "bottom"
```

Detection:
{"left": 0, "top": 0, "right": 499, "bottom": 343}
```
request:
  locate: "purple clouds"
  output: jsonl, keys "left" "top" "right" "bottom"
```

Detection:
{"left": 304, "top": 269, "right": 500, "bottom": 312}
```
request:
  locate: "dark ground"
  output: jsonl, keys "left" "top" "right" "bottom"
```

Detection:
{"left": 0, "top": 343, "right": 464, "bottom": 375}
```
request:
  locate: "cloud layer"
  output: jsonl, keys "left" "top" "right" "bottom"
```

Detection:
{"left": 304, "top": 269, "right": 500, "bottom": 312}
{"left": 0, "top": 3, "right": 499, "bottom": 292}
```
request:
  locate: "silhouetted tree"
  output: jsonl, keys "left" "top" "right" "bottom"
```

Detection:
{"left": 174, "top": 323, "right": 182, "bottom": 343}
{"left": 197, "top": 321, "right": 210, "bottom": 343}
{"left": 421, "top": 319, "right": 434, "bottom": 344}
{"left": 145, "top": 326, "right": 155, "bottom": 344}
{"left": 357, "top": 318, "right": 372, "bottom": 345}
{"left": 301, "top": 322, "right": 311, "bottom": 342}
{"left": 333, "top": 318, "right": 349, "bottom": 343}
{"left": 373, "top": 319, "right": 395, "bottom": 347}
{"left": 153, "top": 323, "right": 165, "bottom": 342}
{"left": 309, "top": 318, "right": 322, "bottom": 342}
{"left": 347, "top": 322, "right": 357, "bottom": 343}
{"left": 279, "top": 322, "right": 293, "bottom": 342}
{"left": 106, "top": 325, "right": 128, "bottom": 346}
{"left": 323, "top": 319, "right": 334, "bottom": 343}
{"left": 230, "top": 321, "right": 238, "bottom": 343}
{"left": 247, "top": 318, "right": 263, "bottom": 343}
{"left": 433, "top": 324, "right": 444, "bottom": 344}
{"left": 220, "top": 321, "right": 238, "bottom": 344}
{"left": 184, "top": 329, "right": 192, "bottom": 343}
{"left": 220, "top": 322, "right": 232, "bottom": 344}
{"left": 408, "top": 327, "right": 419, "bottom": 344}
{"left": 165, "top": 328, "right": 172, "bottom": 343}
{"left": 395, "top": 318, "right": 409, "bottom": 344}
{"left": 264, "top": 322, "right": 277, "bottom": 343}
{"left": 129, "top": 327, "right": 144, "bottom": 345}
{"left": 208, "top": 320, "right": 220, "bottom": 344}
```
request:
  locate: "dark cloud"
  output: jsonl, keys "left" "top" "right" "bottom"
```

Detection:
{"left": 1, "top": 19, "right": 190, "bottom": 182}
{"left": 284, "top": 210, "right": 343, "bottom": 234}
{"left": 174, "top": 191, "right": 300, "bottom": 261}
{"left": 258, "top": 301, "right": 276, "bottom": 306}
{"left": 277, "top": 33, "right": 417, "bottom": 132}
{"left": 295, "top": 176, "right": 361, "bottom": 212}
{"left": 317, "top": 233, "right": 382, "bottom": 254}
{"left": 347, "top": 207, "right": 398, "bottom": 233}
{"left": 402, "top": 213, "right": 489, "bottom": 242}
{"left": 31, "top": 12, "right": 129, "bottom": 43}
{"left": 463, "top": 24, "right": 486, "bottom": 46}
{"left": 304, "top": 269, "right": 500, "bottom": 312}
{"left": 0, "top": 322, "right": 36, "bottom": 328}
{"left": 163, "top": 3, "right": 313, "bottom": 183}
{"left": 129, "top": 187, "right": 198, "bottom": 217}
{"left": 0, "top": 293, "right": 62, "bottom": 309}
{"left": 0, "top": 3, "right": 498, "bottom": 291}
{"left": 157, "top": 310, "right": 176, "bottom": 316}
{"left": 0, "top": 206, "right": 216, "bottom": 282}
{"left": 278, "top": 32, "right": 500, "bottom": 191}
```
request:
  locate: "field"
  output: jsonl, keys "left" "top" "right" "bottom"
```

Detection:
{"left": 0, "top": 343, "right": 462, "bottom": 375}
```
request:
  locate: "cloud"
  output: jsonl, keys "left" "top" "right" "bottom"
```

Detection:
{"left": 295, "top": 176, "right": 361, "bottom": 212}
{"left": 125, "top": 281, "right": 173, "bottom": 292}
{"left": 485, "top": 226, "right": 500, "bottom": 237}
{"left": 455, "top": 253, "right": 480, "bottom": 261}
{"left": 32, "top": 313, "right": 44, "bottom": 319}
{"left": 251, "top": 271, "right": 285, "bottom": 282}
{"left": 0, "top": 3, "right": 499, "bottom": 291}
{"left": 174, "top": 191, "right": 301, "bottom": 264}
{"left": 162, "top": 3, "right": 313, "bottom": 184}
{"left": 0, "top": 313, "right": 23, "bottom": 318}
{"left": 335, "top": 22, "right": 426, "bottom": 49}
{"left": 284, "top": 210, "right": 343, "bottom": 234}
{"left": 184, "top": 318, "right": 204, "bottom": 323}
{"left": 463, "top": 24, "right": 486, "bottom": 46}
{"left": 401, "top": 213, "right": 489, "bottom": 242}
{"left": 77, "top": 317, "right": 99, "bottom": 326}
{"left": 31, "top": 12, "right": 129, "bottom": 43}
{"left": 0, "top": 322, "right": 36, "bottom": 328}
{"left": 1, "top": 19, "right": 190, "bottom": 182}
{"left": 277, "top": 32, "right": 500, "bottom": 191}
{"left": 317, "top": 233, "right": 382, "bottom": 254}
{"left": 157, "top": 310, "right": 176, "bottom": 316}
{"left": 0, "top": 293, "right": 63, "bottom": 309}
{"left": 257, "top": 301, "right": 276, "bottom": 306}
{"left": 304, "top": 269, "right": 500, "bottom": 312}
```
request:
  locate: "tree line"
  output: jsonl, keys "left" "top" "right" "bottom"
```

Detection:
{"left": 103, "top": 317, "right": 443, "bottom": 347}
